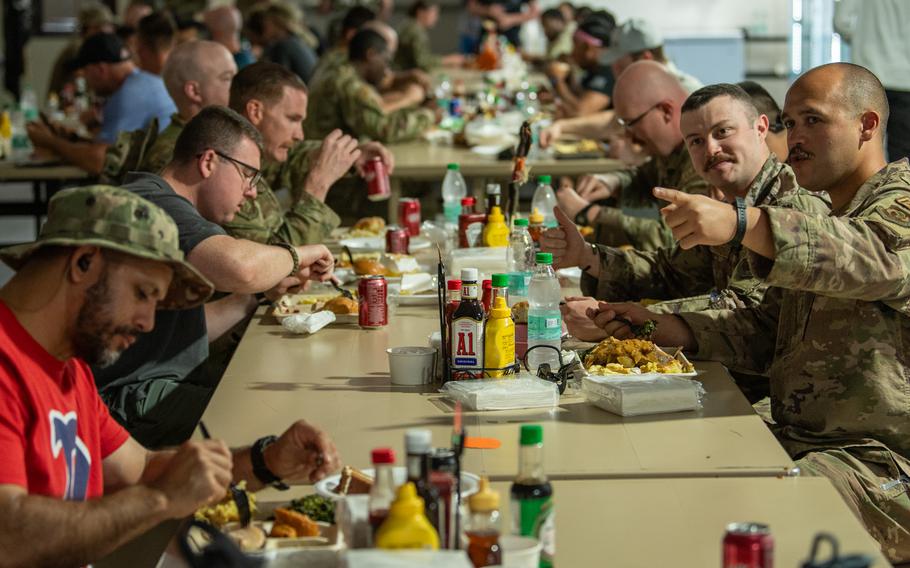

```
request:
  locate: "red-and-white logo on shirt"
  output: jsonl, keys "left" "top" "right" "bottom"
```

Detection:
{"left": 48, "top": 411, "right": 92, "bottom": 501}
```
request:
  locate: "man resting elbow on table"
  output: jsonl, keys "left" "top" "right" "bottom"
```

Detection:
{"left": 0, "top": 186, "right": 340, "bottom": 568}
{"left": 91, "top": 107, "right": 335, "bottom": 449}
{"left": 583, "top": 63, "right": 910, "bottom": 563}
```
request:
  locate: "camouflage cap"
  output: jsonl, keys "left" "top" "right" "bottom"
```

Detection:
{"left": 0, "top": 185, "right": 214, "bottom": 310}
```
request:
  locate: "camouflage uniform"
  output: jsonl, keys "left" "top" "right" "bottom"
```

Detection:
{"left": 581, "top": 157, "right": 829, "bottom": 313}
{"left": 309, "top": 47, "right": 347, "bottom": 90}
{"left": 395, "top": 19, "right": 440, "bottom": 72}
{"left": 679, "top": 159, "right": 910, "bottom": 562}
{"left": 593, "top": 143, "right": 710, "bottom": 251}
{"left": 304, "top": 61, "right": 435, "bottom": 143}
{"left": 139, "top": 113, "right": 187, "bottom": 175}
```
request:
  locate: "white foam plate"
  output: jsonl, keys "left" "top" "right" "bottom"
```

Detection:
{"left": 315, "top": 467, "right": 480, "bottom": 501}
{"left": 470, "top": 144, "right": 507, "bottom": 156}
{"left": 339, "top": 237, "right": 432, "bottom": 252}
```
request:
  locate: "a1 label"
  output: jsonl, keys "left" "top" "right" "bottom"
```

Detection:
{"left": 451, "top": 317, "right": 483, "bottom": 369}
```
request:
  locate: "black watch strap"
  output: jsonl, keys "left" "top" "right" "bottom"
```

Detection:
{"left": 251, "top": 435, "right": 289, "bottom": 490}
{"left": 575, "top": 203, "right": 595, "bottom": 226}
{"left": 274, "top": 242, "right": 299, "bottom": 277}
{"left": 731, "top": 197, "right": 748, "bottom": 245}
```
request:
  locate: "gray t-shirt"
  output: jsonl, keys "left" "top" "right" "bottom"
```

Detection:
{"left": 92, "top": 173, "right": 226, "bottom": 412}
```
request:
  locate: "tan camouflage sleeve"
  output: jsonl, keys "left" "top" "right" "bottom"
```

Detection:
{"left": 274, "top": 192, "right": 341, "bottom": 245}
{"left": 341, "top": 82, "right": 435, "bottom": 143}
{"left": 676, "top": 286, "right": 783, "bottom": 375}
{"left": 750, "top": 192, "right": 910, "bottom": 309}
{"left": 222, "top": 192, "right": 282, "bottom": 244}
{"left": 580, "top": 243, "right": 715, "bottom": 302}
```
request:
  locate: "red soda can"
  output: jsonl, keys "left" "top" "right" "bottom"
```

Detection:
{"left": 358, "top": 276, "right": 388, "bottom": 329}
{"left": 364, "top": 157, "right": 391, "bottom": 202}
{"left": 385, "top": 225, "right": 410, "bottom": 254}
{"left": 399, "top": 198, "right": 421, "bottom": 236}
{"left": 481, "top": 279, "right": 492, "bottom": 315}
{"left": 723, "top": 523, "right": 773, "bottom": 568}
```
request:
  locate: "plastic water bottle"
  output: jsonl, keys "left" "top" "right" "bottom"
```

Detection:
{"left": 19, "top": 85, "right": 39, "bottom": 122}
{"left": 442, "top": 163, "right": 467, "bottom": 227}
{"left": 506, "top": 218, "right": 535, "bottom": 307}
{"left": 526, "top": 252, "right": 562, "bottom": 372}
{"left": 531, "top": 176, "right": 558, "bottom": 229}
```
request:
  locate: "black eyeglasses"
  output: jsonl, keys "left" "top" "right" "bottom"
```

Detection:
{"left": 617, "top": 103, "right": 661, "bottom": 129}
{"left": 210, "top": 150, "right": 262, "bottom": 188}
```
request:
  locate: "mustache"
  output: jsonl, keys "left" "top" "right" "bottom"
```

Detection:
{"left": 787, "top": 145, "right": 812, "bottom": 162}
{"left": 704, "top": 153, "right": 735, "bottom": 171}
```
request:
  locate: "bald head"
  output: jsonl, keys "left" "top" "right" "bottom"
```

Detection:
{"left": 363, "top": 20, "right": 398, "bottom": 55}
{"left": 791, "top": 62, "right": 889, "bottom": 141}
{"left": 205, "top": 5, "right": 242, "bottom": 37}
{"left": 614, "top": 61, "right": 688, "bottom": 112}
{"left": 613, "top": 61, "right": 689, "bottom": 157}
{"left": 163, "top": 41, "right": 238, "bottom": 117}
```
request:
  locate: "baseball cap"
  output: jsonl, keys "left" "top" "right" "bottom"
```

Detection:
{"left": 601, "top": 19, "right": 664, "bottom": 65}
{"left": 67, "top": 32, "right": 131, "bottom": 71}
{"left": 0, "top": 186, "right": 214, "bottom": 310}
{"left": 574, "top": 10, "right": 616, "bottom": 48}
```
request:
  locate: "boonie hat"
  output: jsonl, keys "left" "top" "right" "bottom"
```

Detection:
{"left": 0, "top": 186, "right": 214, "bottom": 310}
{"left": 67, "top": 32, "right": 131, "bottom": 70}
{"left": 601, "top": 18, "right": 664, "bottom": 64}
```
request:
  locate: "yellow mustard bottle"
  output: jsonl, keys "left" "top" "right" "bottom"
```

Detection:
{"left": 484, "top": 296, "right": 515, "bottom": 377}
{"left": 482, "top": 206, "right": 510, "bottom": 247}
{"left": 374, "top": 481, "right": 440, "bottom": 550}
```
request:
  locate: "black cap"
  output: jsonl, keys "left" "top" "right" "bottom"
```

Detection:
{"left": 578, "top": 10, "right": 617, "bottom": 46}
{"left": 67, "top": 33, "right": 131, "bottom": 71}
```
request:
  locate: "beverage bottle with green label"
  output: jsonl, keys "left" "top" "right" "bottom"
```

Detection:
{"left": 510, "top": 424, "right": 554, "bottom": 567}
{"left": 526, "top": 252, "right": 562, "bottom": 372}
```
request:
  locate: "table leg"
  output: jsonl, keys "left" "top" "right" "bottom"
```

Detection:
{"left": 32, "top": 180, "right": 42, "bottom": 236}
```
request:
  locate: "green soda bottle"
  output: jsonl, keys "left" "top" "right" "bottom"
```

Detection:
{"left": 510, "top": 424, "right": 554, "bottom": 567}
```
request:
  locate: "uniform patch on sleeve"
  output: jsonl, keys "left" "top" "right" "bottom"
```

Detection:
{"left": 878, "top": 202, "right": 910, "bottom": 227}
{"left": 895, "top": 195, "right": 910, "bottom": 212}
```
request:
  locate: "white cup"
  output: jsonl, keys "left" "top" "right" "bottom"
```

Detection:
{"left": 387, "top": 346, "right": 437, "bottom": 386}
{"left": 500, "top": 535, "right": 542, "bottom": 568}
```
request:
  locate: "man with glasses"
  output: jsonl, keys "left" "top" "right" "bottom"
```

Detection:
{"left": 93, "top": 106, "right": 336, "bottom": 447}
{"left": 556, "top": 61, "right": 710, "bottom": 251}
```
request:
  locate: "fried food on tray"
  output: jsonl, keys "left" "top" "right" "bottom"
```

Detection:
{"left": 323, "top": 296, "right": 358, "bottom": 315}
{"left": 353, "top": 258, "right": 388, "bottom": 276}
{"left": 352, "top": 216, "right": 386, "bottom": 236}
{"left": 270, "top": 507, "right": 320, "bottom": 538}
{"left": 584, "top": 337, "right": 693, "bottom": 375}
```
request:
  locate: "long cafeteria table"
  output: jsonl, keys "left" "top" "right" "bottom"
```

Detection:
{"left": 205, "top": 302, "right": 796, "bottom": 482}
{"left": 385, "top": 142, "right": 624, "bottom": 222}
{"left": 0, "top": 160, "right": 90, "bottom": 234}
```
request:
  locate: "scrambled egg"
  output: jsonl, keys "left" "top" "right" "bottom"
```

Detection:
{"left": 584, "top": 337, "right": 693, "bottom": 375}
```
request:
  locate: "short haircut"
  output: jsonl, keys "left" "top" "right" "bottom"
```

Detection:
{"left": 137, "top": 11, "right": 176, "bottom": 52}
{"left": 342, "top": 5, "right": 376, "bottom": 33}
{"left": 737, "top": 80, "right": 782, "bottom": 128}
{"left": 349, "top": 28, "right": 388, "bottom": 62}
{"left": 542, "top": 8, "right": 565, "bottom": 23}
{"left": 171, "top": 106, "right": 263, "bottom": 165}
{"left": 408, "top": 0, "right": 436, "bottom": 18}
{"left": 835, "top": 62, "right": 890, "bottom": 134}
{"left": 632, "top": 45, "right": 666, "bottom": 63}
{"left": 577, "top": 10, "right": 616, "bottom": 46}
{"left": 229, "top": 61, "right": 308, "bottom": 112}
{"left": 682, "top": 83, "right": 759, "bottom": 121}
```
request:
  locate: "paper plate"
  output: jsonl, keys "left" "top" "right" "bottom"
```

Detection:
{"left": 339, "top": 237, "right": 432, "bottom": 252}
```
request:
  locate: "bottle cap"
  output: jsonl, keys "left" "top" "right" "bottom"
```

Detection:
{"left": 520, "top": 424, "right": 543, "bottom": 446}
{"left": 536, "top": 252, "right": 553, "bottom": 265}
{"left": 490, "top": 296, "right": 511, "bottom": 318}
{"left": 487, "top": 205, "right": 504, "bottom": 222}
{"left": 529, "top": 208, "right": 544, "bottom": 224}
{"left": 538, "top": 175, "right": 552, "bottom": 184}
{"left": 371, "top": 448, "right": 395, "bottom": 465}
{"left": 389, "top": 482, "right": 425, "bottom": 516}
{"left": 405, "top": 429, "right": 432, "bottom": 453}
{"left": 460, "top": 268, "right": 479, "bottom": 282}
{"left": 491, "top": 273, "right": 509, "bottom": 288}
{"left": 461, "top": 196, "right": 476, "bottom": 206}
{"left": 482, "top": 279, "right": 492, "bottom": 290}
{"left": 468, "top": 476, "right": 500, "bottom": 512}
{"left": 513, "top": 218, "right": 529, "bottom": 227}
{"left": 447, "top": 163, "right": 460, "bottom": 171}
{"left": 447, "top": 279, "right": 462, "bottom": 291}
{"left": 486, "top": 183, "right": 501, "bottom": 195}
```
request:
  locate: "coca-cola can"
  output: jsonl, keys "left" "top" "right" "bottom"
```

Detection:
{"left": 364, "top": 157, "right": 391, "bottom": 202}
{"left": 358, "top": 276, "right": 388, "bottom": 329}
{"left": 723, "top": 523, "right": 773, "bottom": 568}
{"left": 385, "top": 225, "right": 410, "bottom": 254}
{"left": 399, "top": 198, "right": 421, "bottom": 236}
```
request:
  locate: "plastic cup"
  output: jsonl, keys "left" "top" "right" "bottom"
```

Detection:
{"left": 500, "top": 535, "right": 542, "bottom": 568}
{"left": 387, "top": 346, "right": 437, "bottom": 385}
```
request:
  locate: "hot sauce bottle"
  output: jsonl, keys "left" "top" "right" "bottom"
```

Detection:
{"left": 451, "top": 268, "right": 485, "bottom": 379}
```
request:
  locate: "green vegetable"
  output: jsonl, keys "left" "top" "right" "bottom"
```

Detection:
{"left": 631, "top": 319, "right": 657, "bottom": 340}
{"left": 289, "top": 494, "right": 336, "bottom": 524}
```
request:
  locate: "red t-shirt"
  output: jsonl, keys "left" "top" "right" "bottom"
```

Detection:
{"left": 0, "top": 301, "right": 130, "bottom": 500}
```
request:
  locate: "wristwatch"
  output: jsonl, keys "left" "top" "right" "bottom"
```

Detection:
{"left": 574, "top": 203, "right": 596, "bottom": 226}
{"left": 251, "top": 435, "right": 289, "bottom": 490}
{"left": 730, "top": 197, "right": 748, "bottom": 245}
{"left": 274, "top": 242, "right": 300, "bottom": 277}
